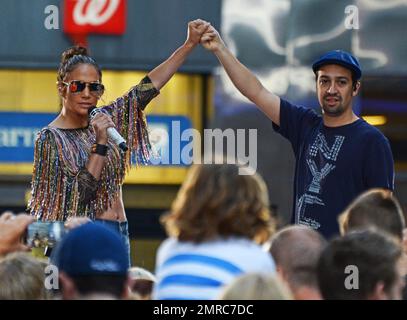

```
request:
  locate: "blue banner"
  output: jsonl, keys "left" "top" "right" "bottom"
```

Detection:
{"left": 0, "top": 112, "right": 192, "bottom": 166}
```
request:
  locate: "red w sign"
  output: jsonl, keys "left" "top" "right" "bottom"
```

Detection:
{"left": 63, "top": 0, "right": 126, "bottom": 46}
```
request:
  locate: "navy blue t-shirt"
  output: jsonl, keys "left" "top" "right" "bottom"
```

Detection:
{"left": 273, "top": 99, "right": 394, "bottom": 239}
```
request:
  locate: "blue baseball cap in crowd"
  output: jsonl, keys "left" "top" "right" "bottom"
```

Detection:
{"left": 312, "top": 50, "right": 362, "bottom": 80}
{"left": 52, "top": 222, "right": 128, "bottom": 276}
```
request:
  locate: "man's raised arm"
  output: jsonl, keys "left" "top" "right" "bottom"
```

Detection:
{"left": 201, "top": 25, "right": 281, "bottom": 125}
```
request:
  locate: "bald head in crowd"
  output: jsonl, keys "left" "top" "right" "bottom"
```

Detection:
{"left": 269, "top": 225, "right": 326, "bottom": 300}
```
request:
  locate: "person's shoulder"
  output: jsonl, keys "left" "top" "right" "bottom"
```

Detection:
{"left": 156, "top": 237, "right": 179, "bottom": 256}
{"left": 220, "top": 238, "right": 271, "bottom": 257}
{"left": 222, "top": 238, "right": 275, "bottom": 270}
{"left": 357, "top": 119, "right": 389, "bottom": 142}
{"left": 280, "top": 98, "right": 304, "bottom": 111}
{"left": 35, "top": 127, "right": 71, "bottom": 152}
{"left": 124, "top": 76, "right": 156, "bottom": 97}
{"left": 280, "top": 98, "right": 321, "bottom": 120}
{"left": 155, "top": 238, "right": 194, "bottom": 268}
{"left": 36, "top": 126, "right": 57, "bottom": 141}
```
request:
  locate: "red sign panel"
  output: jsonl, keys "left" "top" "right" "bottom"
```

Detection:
{"left": 63, "top": 0, "right": 126, "bottom": 45}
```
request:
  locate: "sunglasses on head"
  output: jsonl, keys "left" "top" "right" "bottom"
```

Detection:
{"left": 62, "top": 80, "right": 105, "bottom": 95}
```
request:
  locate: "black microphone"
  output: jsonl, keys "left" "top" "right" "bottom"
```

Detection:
{"left": 88, "top": 107, "right": 128, "bottom": 152}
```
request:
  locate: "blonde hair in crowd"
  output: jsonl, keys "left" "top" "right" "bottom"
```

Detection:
{"left": 0, "top": 252, "right": 48, "bottom": 300}
{"left": 219, "top": 273, "right": 293, "bottom": 300}
{"left": 162, "top": 163, "right": 274, "bottom": 244}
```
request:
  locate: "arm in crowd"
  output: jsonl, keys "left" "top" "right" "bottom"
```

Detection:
{"left": 0, "top": 212, "right": 34, "bottom": 256}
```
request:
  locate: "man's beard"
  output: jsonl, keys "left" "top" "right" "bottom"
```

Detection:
{"left": 321, "top": 95, "right": 345, "bottom": 117}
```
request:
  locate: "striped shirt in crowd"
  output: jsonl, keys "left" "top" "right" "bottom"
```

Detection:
{"left": 153, "top": 237, "right": 275, "bottom": 300}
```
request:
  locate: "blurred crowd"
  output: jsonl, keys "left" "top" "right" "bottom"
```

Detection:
{"left": 0, "top": 163, "right": 406, "bottom": 300}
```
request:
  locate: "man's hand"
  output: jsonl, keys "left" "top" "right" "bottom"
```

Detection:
{"left": 0, "top": 211, "right": 35, "bottom": 256}
{"left": 200, "top": 25, "right": 225, "bottom": 53}
{"left": 185, "top": 19, "right": 211, "bottom": 48}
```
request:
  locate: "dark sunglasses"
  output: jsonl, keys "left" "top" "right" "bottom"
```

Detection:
{"left": 62, "top": 80, "right": 105, "bottom": 95}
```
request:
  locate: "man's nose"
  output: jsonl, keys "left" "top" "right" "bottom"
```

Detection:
{"left": 327, "top": 82, "right": 338, "bottom": 94}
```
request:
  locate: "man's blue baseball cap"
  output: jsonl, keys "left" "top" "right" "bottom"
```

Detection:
{"left": 52, "top": 222, "right": 128, "bottom": 276}
{"left": 312, "top": 50, "right": 362, "bottom": 80}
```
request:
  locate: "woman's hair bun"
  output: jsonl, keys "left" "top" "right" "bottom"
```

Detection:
{"left": 61, "top": 46, "right": 88, "bottom": 64}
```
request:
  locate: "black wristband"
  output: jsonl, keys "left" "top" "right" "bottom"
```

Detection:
{"left": 91, "top": 143, "right": 108, "bottom": 156}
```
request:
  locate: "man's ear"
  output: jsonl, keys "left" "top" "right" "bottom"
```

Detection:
{"left": 402, "top": 228, "right": 407, "bottom": 255}
{"left": 59, "top": 271, "right": 78, "bottom": 300}
{"left": 276, "top": 265, "right": 288, "bottom": 281}
{"left": 352, "top": 81, "right": 361, "bottom": 96}
{"left": 122, "top": 275, "right": 132, "bottom": 300}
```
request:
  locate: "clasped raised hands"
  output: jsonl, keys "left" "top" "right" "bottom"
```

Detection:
{"left": 185, "top": 19, "right": 211, "bottom": 48}
{"left": 200, "top": 24, "right": 225, "bottom": 53}
{"left": 184, "top": 19, "right": 225, "bottom": 53}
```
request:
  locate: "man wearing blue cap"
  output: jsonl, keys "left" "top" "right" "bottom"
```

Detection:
{"left": 51, "top": 222, "right": 130, "bottom": 299}
{"left": 201, "top": 26, "right": 394, "bottom": 239}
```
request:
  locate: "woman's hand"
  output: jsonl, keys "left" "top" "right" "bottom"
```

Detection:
{"left": 200, "top": 25, "right": 226, "bottom": 53}
{"left": 90, "top": 112, "right": 115, "bottom": 145}
{"left": 184, "top": 19, "right": 211, "bottom": 48}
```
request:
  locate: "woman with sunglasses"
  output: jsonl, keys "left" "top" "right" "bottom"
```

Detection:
{"left": 28, "top": 19, "right": 210, "bottom": 266}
